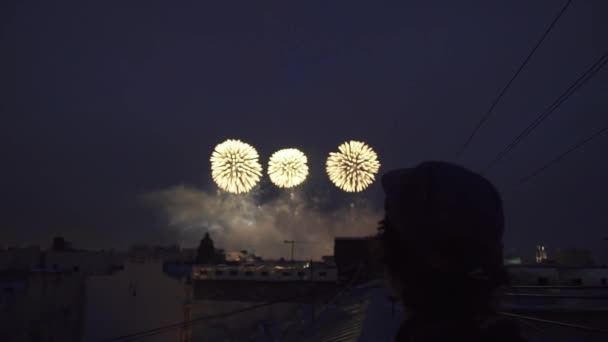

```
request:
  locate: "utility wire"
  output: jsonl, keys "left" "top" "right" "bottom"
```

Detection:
{"left": 455, "top": 0, "right": 573, "bottom": 160}
{"left": 481, "top": 52, "right": 608, "bottom": 174}
{"left": 105, "top": 265, "right": 366, "bottom": 342}
{"left": 501, "top": 312, "right": 608, "bottom": 334}
{"left": 512, "top": 285, "right": 608, "bottom": 290}
{"left": 101, "top": 288, "right": 337, "bottom": 342}
{"left": 504, "top": 292, "right": 608, "bottom": 299}
{"left": 104, "top": 264, "right": 366, "bottom": 342}
{"left": 103, "top": 285, "right": 608, "bottom": 341}
{"left": 517, "top": 125, "right": 608, "bottom": 185}
{"left": 281, "top": 263, "right": 367, "bottom": 341}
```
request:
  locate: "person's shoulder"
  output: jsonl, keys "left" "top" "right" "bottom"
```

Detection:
{"left": 481, "top": 317, "right": 528, "bottom": 342}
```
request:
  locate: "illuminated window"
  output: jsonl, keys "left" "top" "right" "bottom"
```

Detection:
{"left": 535, "top": 245, "right": 548, "bottom": 264}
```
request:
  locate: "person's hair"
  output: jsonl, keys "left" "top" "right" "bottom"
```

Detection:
{"left": 377, "top": 219, "right": 508, "bottom": 319}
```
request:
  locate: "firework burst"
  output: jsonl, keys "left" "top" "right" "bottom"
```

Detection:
{"left": 326, "top": 140, "right": 380, "bottom": 192}
{"left": 267, "top": 148, "right": 309, "bottom": 188}
{"left": 210, "top": 139, "right": 262, "bottom": 194}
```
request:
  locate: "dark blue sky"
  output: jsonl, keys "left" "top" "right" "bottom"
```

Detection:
{"left": 1, "top": 1, "right": 607, "bottom": 261}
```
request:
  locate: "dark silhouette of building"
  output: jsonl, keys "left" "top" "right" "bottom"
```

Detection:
{"left": 128, "top": 244, "right": 182, "bottom": 262}
{"left": 556, "top": 248, "right": 595, "bottom": 267}
{"left": 0, "top": 271, "right": 86, "bottom": 342}
{"left": 196, "top": 233, "right": 215, "bottom": 264}
{"left": 334, "top": 237, "right": 380, "bottom": 284}
{"left": 52, "top": 236, "right": 72, "bottom": 251}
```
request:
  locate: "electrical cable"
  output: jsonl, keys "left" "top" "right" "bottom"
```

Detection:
{"left": 517, "top": 125, "right": 608, "bottom": 185}
{"left": 481, "top": 52, "right": 608, "bottom": 174}
{"left": 455, "top": 0, "right": 574, "bottom": 159}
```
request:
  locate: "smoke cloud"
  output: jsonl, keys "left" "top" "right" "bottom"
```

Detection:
{"left": 143, "top": 186, "right": 381, "bottom": 260}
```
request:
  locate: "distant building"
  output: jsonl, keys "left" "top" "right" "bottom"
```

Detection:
{"left": 555, "top": 248, "right": 594, "bottom": 267}
{"left": 191, "top": 261, "right": 337, "bottom": 282}
{"left": 44, "top": 250, "right": 122, "bottom": 275}
{"left": 180, "top": 248, "right": 198, "bottom": 261}
{"left": 82, "top": 261, "right": 185, "bottom": 341}
{"left": 508, "top": 265, "right": 559, "bottom": 286}
{"left": 224, "top": 250, "right": 260, "bottom": 264}
{"left": 0, "top": 239, "right": 122, "bottom": 341}
{"left": 2, "top": 245, "right": 122, "bottom": 275}
{"left": 128, "top": 244, "right": 181, "bottom": 262}
{"left": 196, "top": 233, "right": 215, "bottom": 264}
{"left": 322, "top": 255, "right": 335, "bottom": 265}
{"left": 535, "top": 245, "right": 548, "bottom": 264}
{"left": 334, "top": 237, "right": 380, "bottom": 284}
{"left": 52, "top": 236, "right": 73, "bottom": 252}
{"left": 504, "top": 255, "right": 522, "bottom": 265}
{"left": 0, "top": 271, "right": 86, "bottom": 342}
{"left": 507, "top": 265, "right": 608, "bottom": 286}
{"left": 195, "top": 233, "right": 227, "bottom": 264}
{"left": 0, "top": 247, "right": 42, "bottom": 272}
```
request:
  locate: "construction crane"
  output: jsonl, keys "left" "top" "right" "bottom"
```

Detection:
{"left": 283, "top": 239, "right": 316, "bottom": 262}
{"left": 283, "top": 240, "right": 297, "bottom": 262}
{"left": 284, "top": 240, "right": 308, "bottom": 263}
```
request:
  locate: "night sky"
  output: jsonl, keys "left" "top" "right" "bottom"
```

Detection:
{"left": 2, "top": 1, "right": 607, "bottom": 262}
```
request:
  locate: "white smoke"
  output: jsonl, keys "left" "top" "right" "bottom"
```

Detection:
{"left": 143, "top": 186, "right": 381, "bottom": 260}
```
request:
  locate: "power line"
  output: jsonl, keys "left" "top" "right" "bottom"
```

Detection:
{"left": 103, "top": 265, "right": 366, "bottom": 342}
{"left": 504, "top": 292, "right": 608, "bottom": 299}
{"left": 481, "top": 52, "right": 608, "bottom": 174}
{"left": 101, "top": 283, "right": 608, "bottom": 341}
{"left": 101, "top": 286, "right": 338, "bottom": 342}
{"left": 100, "top": 293, "right": 312, "bottom": 342}
{"left": 501, "top": 312, "right": 608, "bottom": 334}
{"left": 455, "top": 0, "right": 574, "bottom": 160}
{"left": 517, "top": 125, "right": 608, "bottom": 185}
{"left": 281, "top": 264, "right": 367, "bottom": 340}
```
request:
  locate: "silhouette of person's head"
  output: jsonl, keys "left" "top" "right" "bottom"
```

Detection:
{"left": 379, "top": 161, "right": 508, "bottom": 322}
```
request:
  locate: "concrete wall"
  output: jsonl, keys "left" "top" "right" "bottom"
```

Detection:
{"left": 507, "top": 266, "right": 608, "bottom": 286}
{"left": 556, "top": 268, "right": 608, "bottom": 286}
{"left": 83, "top": 261, "right": 185, "bottom": 342}
{"left": 45, "top": 250, "right": 120, "bottom": 275}
{"left": 192, "top": 265, "right": 337, "bottom": 282}
{"left": 0, "top": 271, "right": 86, "bottom": 342}
{"left": 0, "top": 247, "right": 41, "bottom": 271}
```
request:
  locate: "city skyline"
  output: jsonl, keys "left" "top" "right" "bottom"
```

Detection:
{"left": 1, "top": 0, "right": 607, "bottom": 262}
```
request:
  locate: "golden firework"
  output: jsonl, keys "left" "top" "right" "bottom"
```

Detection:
{"left": 210, "top": 139, "right": 263, "bottom": 194}
{"left": 268, "top": 148, "right": 309, "bottom": 188}
{"left": 326, "top": 141, "right": 380, "bottom": 192}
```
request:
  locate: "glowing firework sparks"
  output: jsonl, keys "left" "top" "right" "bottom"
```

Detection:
{"left": 326, "top": 141, "right": 380, "bottom": 192}
{"left": 210, "top": 139, "right": 263, "bottom": 194}
{"left": 268, "top": 148, "right": 309, "bottom": 188}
